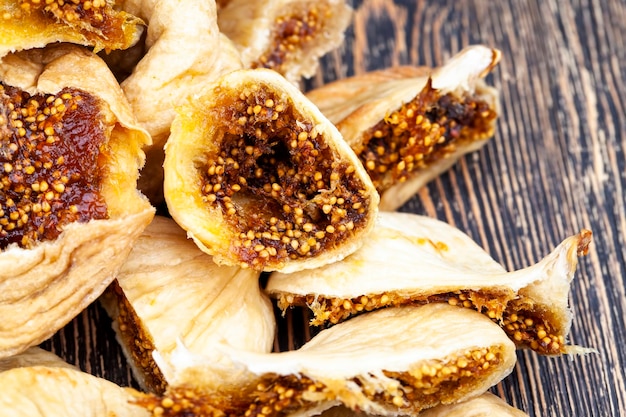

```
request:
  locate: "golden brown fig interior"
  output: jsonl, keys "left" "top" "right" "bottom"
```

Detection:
{"left": 197, "top": 85, "right": 372, "bottom": 269}
{"left": 106, "top": 281, "right": 167, "bottom": 395}
{"left": 356, "top": 80, "right": 496, "bottom": 194}
{"left": 0, "top": 83, "right": 110, "bottom": 249}
{"left": 278, "top": 290, "right": 567, "bottom": 355}
{"left": 252, "top": 4, "right": 332, "bottom": 73}
{"left": 12, "top": 0, "right": 140, "bottom": 50}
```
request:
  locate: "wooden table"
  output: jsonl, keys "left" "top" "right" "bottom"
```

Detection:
{"left": 42, "top": 1, "right": 626, "bottom": 416}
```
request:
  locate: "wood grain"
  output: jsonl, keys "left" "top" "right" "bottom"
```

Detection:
{"left": 41, "top": 0, "right": 625, "bottom": 416}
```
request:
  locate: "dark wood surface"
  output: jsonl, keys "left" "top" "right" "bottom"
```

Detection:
{"left": 41, "top": 0, "right": 625, "bottom": 416}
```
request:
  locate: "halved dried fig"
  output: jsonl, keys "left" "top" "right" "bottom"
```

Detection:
{"left": 306, "top": 45, "right": 500, "bottom": 210}
{"left": 0, "top": 0, "right": 144, "bottom": 57}
{"left": 102, "top": 216, "right": 276, "bottom": 394}
{"left": 267, "top": 212, "right": 593, "bottom": 355}
{"left": 0, "top": 44, "right": 154, "bottom": 358}
{"left": 140, "top": 304, "right": 516, "bottom": 417}
{"left": 218, "top": 0, "right": 352, "bottom": 83}
{"left": 0, "top": 348, "right": 151, "bottom": 417}
{"left": 163, "top": 68, "right": 379, "bottom": 272}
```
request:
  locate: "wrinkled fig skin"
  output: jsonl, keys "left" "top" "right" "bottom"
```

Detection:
{"left": 317, "top": 393, "right": 529, "bottom": 417}
{"left": 0, "top": 0, "right": 144, "bottom": 57}
{"left": 306, "top": 45, "right": 501, "bottom": 211}
{"left": 418, "top": 392, "right": 530, "bottom": 417}
{"left": 0, "top": 44, "right": 154, "bottom": 359}
{"left": 267, "top": 212, "right": 592, "bottom": 355}
{"left": 164, "top": 68, "right": 379, "bottom": 273}
{"left": 102, "top": 216, "right": 275, "bottom": 394}
{"left": 121, "top": 0, "right": 242, "bottom": 140}
{"left": 0, "top": 348, "right": 151, "bottom": 417}
{"left": 142, "top": 304, "right": 516, "bottom": 417}
{"left": 218, "top": 0, "right": 352, "bottom": 83}
{"left": 120, "top": 0, "right": 243, "bottom": 204}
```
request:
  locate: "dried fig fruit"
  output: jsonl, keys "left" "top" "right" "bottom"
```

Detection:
{"left": 218, "top": 0, "right": 352, "bottom": 83}
{"left": 141, "top": 304, "right": 516, "bottom": 417}
{"left": 102, "top": 216, "right": 276, "bottom": 394}
{"left": 267, "top": 211, "right": 593, "bottom": 355}
{"left": 0, "top": 347, "right": 151, "bottom": 417}
{"left": 163, "top": 68, "right": 379, "bottom": 272}
{"left": 0, "top": 0, "right": 144, "bottom": 57}
{"left": 307, "top": 45, "right": 500, "bottom": 210}
{"left": 0, "top": 44, "right": 154, "bottom": 358}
